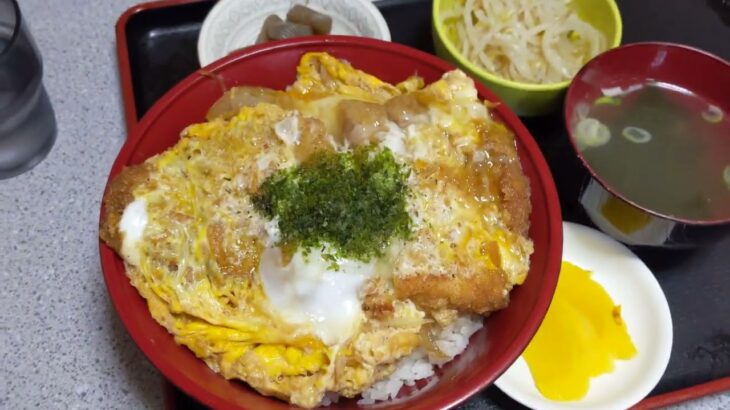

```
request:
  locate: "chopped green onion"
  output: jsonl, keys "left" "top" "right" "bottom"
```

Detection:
{"left": 622, "top": 126, "right": 652, "bottom": 144}
{"left": 594, "top": 96, "right": 621, "bottom": 106}
{"left": 574, "top": 117, "right": 611, "bottom": 149}
{"left": 702, "top": 105, "right": 724, "bottom": 124}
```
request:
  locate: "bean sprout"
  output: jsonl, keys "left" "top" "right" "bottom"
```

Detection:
{"left": 444, "top": 0, "right": 607, "bottom": 84}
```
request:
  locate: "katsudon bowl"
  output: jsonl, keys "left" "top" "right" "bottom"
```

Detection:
{"left": 99, "top": 36, "right": 562, "bottom": 410}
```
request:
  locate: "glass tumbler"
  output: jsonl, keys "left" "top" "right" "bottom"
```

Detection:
{"left": 0, "top": 0, "right": 56, "bottom": 179}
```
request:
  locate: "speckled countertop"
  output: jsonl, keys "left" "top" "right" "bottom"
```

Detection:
{"left": 0, "top": 1, "right": 727, "bottom": 409}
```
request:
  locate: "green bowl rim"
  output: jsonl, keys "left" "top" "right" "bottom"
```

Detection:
{"left": 432, "top": 0, "right": 623, "bottom": 92}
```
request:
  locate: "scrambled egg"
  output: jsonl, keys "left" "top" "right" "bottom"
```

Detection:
{"left": 100, "top": 53, "right": 533, "bottom": 408}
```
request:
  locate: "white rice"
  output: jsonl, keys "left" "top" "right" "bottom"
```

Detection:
{"left": 349, "top": 314, "right": 482, "bottom": 406}
{"left": 357, "top": 349, "right": 435, "bottom": 405}
{"left": 433, "top": 315, "right": 485, "bottom": 364}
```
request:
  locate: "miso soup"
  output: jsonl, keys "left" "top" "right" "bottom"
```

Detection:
{"left": 573, "top": 82, "right": 730, "bottom": 221}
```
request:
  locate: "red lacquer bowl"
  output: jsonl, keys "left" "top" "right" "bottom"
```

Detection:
{"left": 565, "top": 42, "right": 730, "bottom": 247}
{"left": 99, "top": 36, "right": 562, "bottom": 410}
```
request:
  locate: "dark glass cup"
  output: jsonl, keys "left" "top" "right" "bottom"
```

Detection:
{"left": 0, "top": 0, "right": 56, "bottom": 179}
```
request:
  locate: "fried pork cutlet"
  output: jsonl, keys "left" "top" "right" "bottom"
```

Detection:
{"left": 392, "top": 121, "right": 532, "bottom": 316}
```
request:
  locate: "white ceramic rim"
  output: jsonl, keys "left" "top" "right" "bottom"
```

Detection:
{"left": 197, "top": 0, "right": 391, "bottom": 67}
{"left": 494, "top": 221, "right": 673, "bottom": 410}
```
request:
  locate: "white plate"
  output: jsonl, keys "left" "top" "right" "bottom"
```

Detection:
{"left": 495, "top": 222, "right": 673, "bottom": 410}
{"left": 197, "top": 0, "right": 391, "bottom": 66}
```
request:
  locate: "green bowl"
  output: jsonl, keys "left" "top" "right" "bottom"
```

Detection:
{"left": 432, "top": 0, "right": 622, "bottom": 117}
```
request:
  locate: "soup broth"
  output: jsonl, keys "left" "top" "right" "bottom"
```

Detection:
{"left": 574, "top": 82, "right": 730, "bottom": 221}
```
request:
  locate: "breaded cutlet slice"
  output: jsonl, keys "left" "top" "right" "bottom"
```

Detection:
{"left": 393, "top": 123, "right": 532, "bottom": 316}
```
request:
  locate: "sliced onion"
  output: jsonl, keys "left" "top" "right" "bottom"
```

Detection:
{"left": 601, "top": 86, "right": 623, "bottom": 97}
{"left": 622, "top": 126, "right": 652, "bottom": 144}
{"left": 702, "top": 105, "right": 724, "bottom": 124}
{"left": 574, "top": 117, "right": 611, "bottom": 149}
{"left": 575, "top": 102, "right": 590, "bottom": 119}
{"left": 624, "top": 84, "right": 643, "bottom": 94}
{"left": 601, "top": 84, "right": 643, "bottom": 97}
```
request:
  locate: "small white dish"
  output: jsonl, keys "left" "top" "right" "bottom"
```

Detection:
{"left": 197, "top": 0, "right": 391, "bottom": 66}
{"left": 495, "top": 221, "right": 673, "bottom": 410}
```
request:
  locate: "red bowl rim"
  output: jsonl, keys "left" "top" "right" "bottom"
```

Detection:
{"left": 564, "top": 41, "right": 730, "bottom": 226}
{"left": 100, "top": 35, "right": 563, "bottom": 410}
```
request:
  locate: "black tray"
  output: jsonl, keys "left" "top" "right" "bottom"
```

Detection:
{"left": 117, "top": 1, "right": 730, "bottom": 408}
